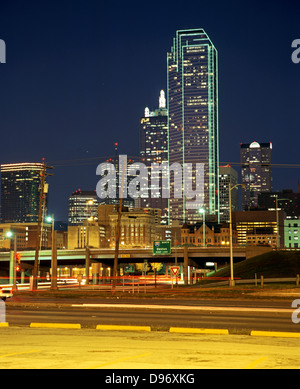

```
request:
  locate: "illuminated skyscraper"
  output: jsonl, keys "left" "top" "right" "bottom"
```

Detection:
{"left": 167, "top": 29, "right": 219, "bottom": 224}
{"left": 0, "top": 163, "right": 48, "bottom": 223}
{"left": 140, "top": 90, "right": 168, "bottom": 224}
{"left": 240, "top": 141, "right": 272, "bottom": 210}
{"left": 68, "top": 189, "right": 98, "bottom": 225}
{"left": 219, "top": 165, "right": 238, "bottom": 222}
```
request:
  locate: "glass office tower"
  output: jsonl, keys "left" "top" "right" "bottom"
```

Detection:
{"left": 167, "top": 29, "right": 219, "bottom": 224}
{"left": 219, "top": 165, "right": 238, "bottom": 222}
{"left": 0, "top": 162, "right": 48, "bottom": 223}
{"left": 140, "top": 90, "right": 168, "bottom": 224}
{"left": 240, "top": 141, "right": 272, "bottom": 210}
{"left": 68, "top": 189, "right": 98, "bottom": 225}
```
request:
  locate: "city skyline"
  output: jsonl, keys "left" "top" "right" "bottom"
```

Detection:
{"left": 0, "top": 0, "right": 299, "bottom": 221}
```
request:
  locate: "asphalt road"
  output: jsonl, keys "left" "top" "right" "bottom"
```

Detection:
{"left": 5, "top": 296, "right": 300, "bottom": 333}
{"left": 1, "top": 327, "right": 300, "bottom": 369}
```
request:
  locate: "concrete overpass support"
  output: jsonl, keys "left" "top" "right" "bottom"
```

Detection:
{"left": 184, "top": 246, "right": 189, "bottom": 285}
{"left": 85, "top": 248, "right": 90, "bottom": 284}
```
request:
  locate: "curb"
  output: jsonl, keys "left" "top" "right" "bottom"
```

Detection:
{"left": 1, "top": 323, "right": 300, "bottom": 338}
{"left": 250, "top": 330, "right": 300, "bottom": 338}
{"left": 169, "top": 327, "right": 229, "bottom": 335}
{"left": 29, "top": 323, "right": 81, "bottom": 329}
{"left": 96, "top": 324, "right": 151, "bottom": 332}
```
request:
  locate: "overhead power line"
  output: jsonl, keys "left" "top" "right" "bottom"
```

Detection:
{"left": 46, "top": 156, "right": 300, "bottom": 169}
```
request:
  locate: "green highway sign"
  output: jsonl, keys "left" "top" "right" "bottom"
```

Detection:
{"left": 124, "top": 265, "right": 135, "bottom": 273}
{"left": 153, "top": 240, "right": 171, "bottom": 255}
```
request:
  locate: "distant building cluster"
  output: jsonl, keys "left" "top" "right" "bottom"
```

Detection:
{"left": 0, "top": 28, "right": 300, "bottom": 264}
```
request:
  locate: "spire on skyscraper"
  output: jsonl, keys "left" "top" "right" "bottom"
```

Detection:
{"left": 159, "top": 89, "right": 166, "bottom": 108}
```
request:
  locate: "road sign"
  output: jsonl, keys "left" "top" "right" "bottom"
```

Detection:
{"left": 153, "top": 240, "right": 171, "bottom": 255}
{"left": 120, "top": 254, "right": 131, "bottom": 258}
{"left": 124, "top": 265, "right": 135, "bottom": 273}
{"left": 170, "top": 266, "right": 180, "bottom": 276}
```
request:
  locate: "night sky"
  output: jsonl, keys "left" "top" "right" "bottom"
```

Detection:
{"left": 0, "top": 0, "right": 299, "bottom": 222}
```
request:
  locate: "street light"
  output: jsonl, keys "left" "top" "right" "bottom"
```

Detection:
{"left": 198, "top": 208, "right": 206, "bottom": 247}
{"left": 5, "top": 230, "right": 17, "bottom": 292}
{"left": 228, "top": 182, "right": 245, "bottom": 287}
{"left": 46, "top": 215, "right": 54, "bottom": 247}
{"left": 46, "top": 215, "right": 58, "bottom": 290}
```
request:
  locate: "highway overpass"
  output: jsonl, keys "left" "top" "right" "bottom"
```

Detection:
{"left": 0, "top": 245, "right": 272, "bottom": 273}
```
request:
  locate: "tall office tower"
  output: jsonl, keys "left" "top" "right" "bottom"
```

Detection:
{"left": 98, "top": 143, "right": 135, "bottom": 209}
{"left": 219, "top": 165, "right": 238, "bottom": 222}
{"left": 68, "top": 189, "right": 98, "bottom": 225}
{"left": 140, "top": 90, "right": 168, "bottom": 224}
{"left": 0, "top": 162, "right": 48, "bottom": 223}
{"left": 240, "top": 141, "right": 272, "bottom": 210}
{"left": 167, "top": 29, "right": 219, "bottom": 224}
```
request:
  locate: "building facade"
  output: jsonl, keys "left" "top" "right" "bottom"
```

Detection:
{"left": 258, "top": 190, "right": 300, "bottom": 219}
{"left": 68, "top": 189, "right": 98, "bottom": 225}
{"left": 240, "top": 142, "right": 272, "bottom": 210}
{"left": 181, "top": 222, "right": 237, "bottom": 247}
{"left": 67, "top": 220, "right": 105, "bottom": 249}
{"left": 0, "top": 162, "right": 48, "bottom": 223}
{"left": 140, "top": 90, "right": 168, "bottom": 224}
{"left": 284, "top": 219, "right": 300, "bottom": 248}
{"left": 109, "top": 208, "right": 161, "bottom": 249}
{"left": 219, "top": 165, "right": 238, "bottom": 222}
{"left": 232, "top": 210, "right": 285, "bottom": 248}
{"left": 167, "top": 28, "right": 219, "bottom": 224}
{"left": 0, "top": 222, "right": 52, "bottom": 250}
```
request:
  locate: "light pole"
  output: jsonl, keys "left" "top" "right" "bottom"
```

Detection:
{"left": 46, "top": 215, "right": 57, "bottom": 290}
{"left": 46, "top": 215, "right": 54, "bottom": 247}
{"left": 274, "top": 196, "right": 292, "bottom": 249}
{"left": 199, "top": 208, "right": 206, "bottom": 247}
{"left": 5, "top": 231, "right": 17, "bottom": 292}
{"left": 229, "top": 183, "right": 245, "bottom": 287}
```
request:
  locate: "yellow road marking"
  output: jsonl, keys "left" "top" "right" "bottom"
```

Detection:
{"left": 30, "top": 322, "right": 81, "bottom": 329}
{"left": 169, "top": 327, "right": 229, "bottom": 335}
{"left": 251, "top": 330, "right": 300, "bottom": 338}
{"left": 89, "top": 352, "right": 152, "bottom": 369}
{"left": 245, "top": 356, "right": 267, "bottom": 369}
{"left": 0, "top": 350, "right": 41, "bottom": 358}
{"left": 96, "top": 324, "right": 151, "bottom": 332}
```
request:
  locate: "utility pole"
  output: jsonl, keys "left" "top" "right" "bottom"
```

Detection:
{"left": 229, "top": 182, "right": 244, "bottom": 287}
{"left": 112, "top": 154, "right": 126, "bottom": 291}
{"left": 51, "top": 230, "right": 57, "bottom": 290}
{"left": 32, "top": 161, "right": 53, "bottom": 291}
{"left": 112, "top": 197, "right": 123, "bottom": 291}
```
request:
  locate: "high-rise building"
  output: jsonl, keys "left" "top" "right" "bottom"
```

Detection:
{"left": 258, "top": 189, "right": 300, "bottom": 219}
{"left": 68, "top": 189, "right": 98, "bottom": 225}
{"left": 167, "top": 29, "right": 219, "bottom": 224}
{"left": 240, "top": 142, "right": 272, "bottom": 210}
{"left": 0, "top": 162, "right": 48, "bottom": 223}
{"left": 219, "top": 165, "right": 238, "bottom": 222}
{"left": 140, "top": 90, "right": 168, "bottom": 224}
{"left": 97, "top": 143, "right": 135, "bottom": 209}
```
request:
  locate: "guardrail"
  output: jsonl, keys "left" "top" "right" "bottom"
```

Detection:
{"left": 202, "top": 276, "right": 300, "bottom": 287}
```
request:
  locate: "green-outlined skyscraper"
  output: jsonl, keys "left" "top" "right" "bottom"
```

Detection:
{"left": 167, "top": 29, "right": 219, "bottom": 224}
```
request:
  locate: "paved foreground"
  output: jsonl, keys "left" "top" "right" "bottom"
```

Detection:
{"left": 0, "top": 327, "right": 300, "bottom": 369}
